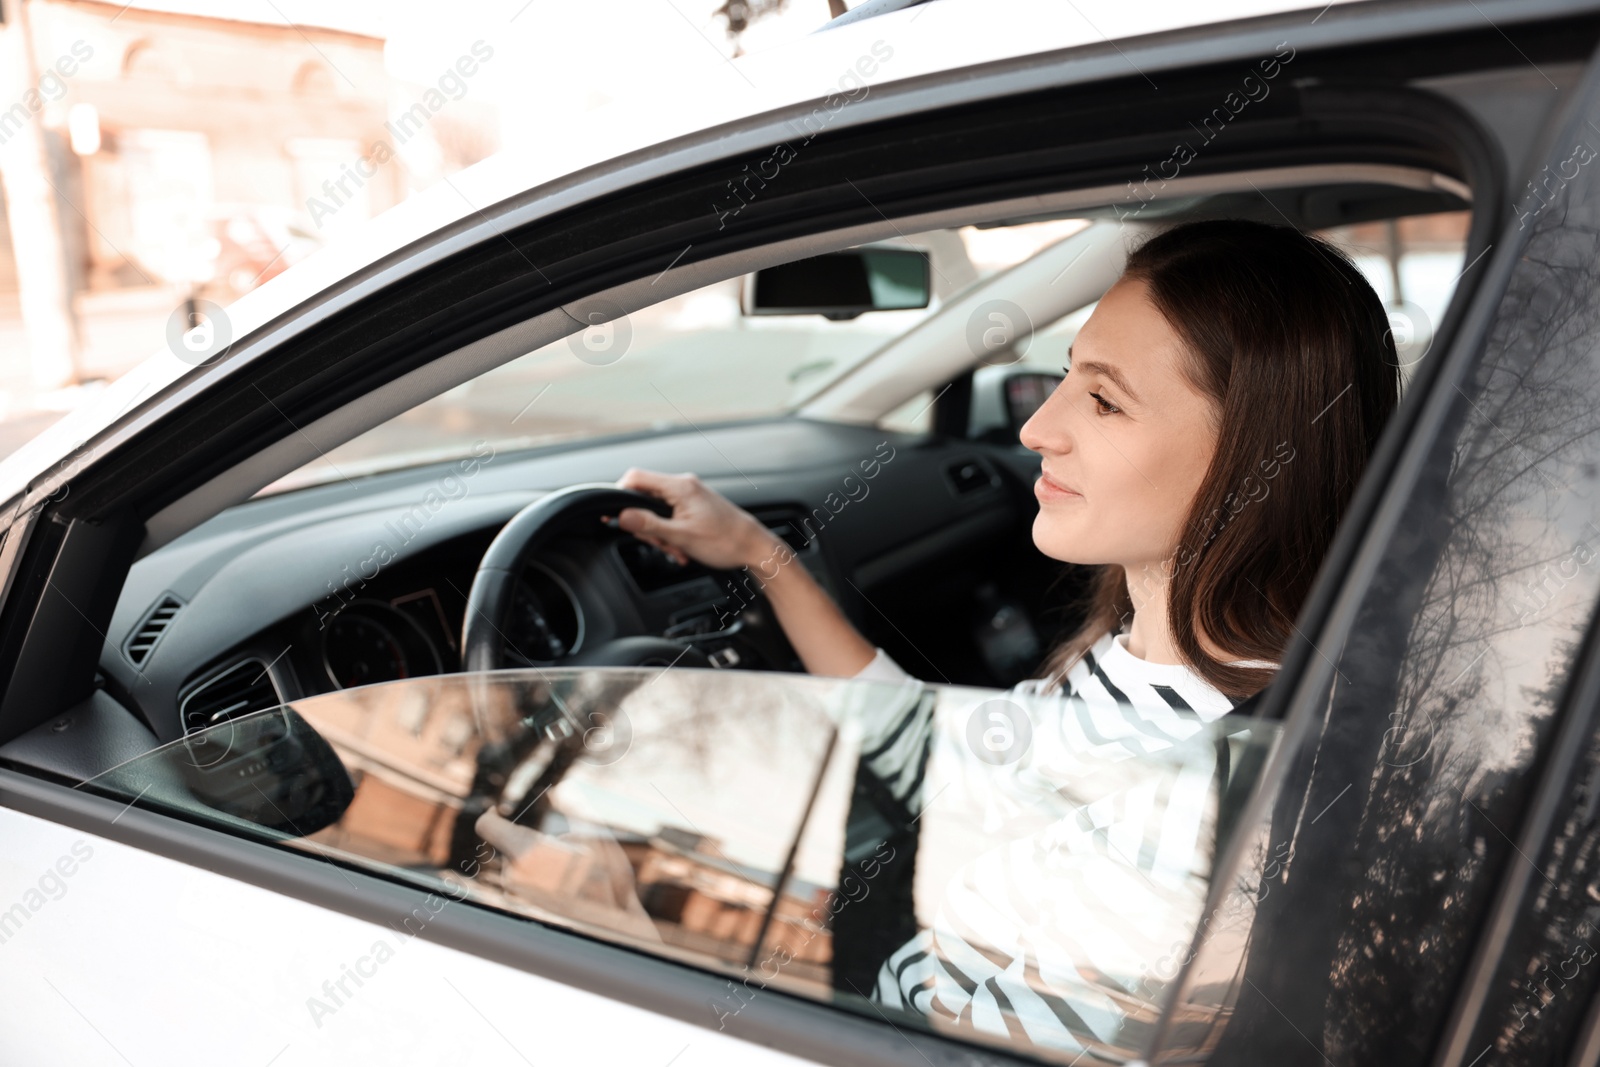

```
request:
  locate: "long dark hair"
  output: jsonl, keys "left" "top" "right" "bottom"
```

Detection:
{"left": 1037, "top": 217, "right": 1401, "bottom": 701}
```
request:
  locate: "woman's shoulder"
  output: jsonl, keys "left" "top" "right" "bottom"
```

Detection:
{"left": 1007, "top": 630, "right": 1114, "bottom": 696}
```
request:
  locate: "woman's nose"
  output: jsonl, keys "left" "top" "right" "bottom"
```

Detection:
{"left": 1019, "top": 387, "right": 1072, "bottom": 456}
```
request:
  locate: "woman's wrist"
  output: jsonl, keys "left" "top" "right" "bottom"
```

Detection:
{"left": 736, "top": 521, "right": 791, "bottom": 574}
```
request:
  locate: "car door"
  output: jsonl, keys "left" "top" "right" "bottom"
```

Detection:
{"left": 7, "top": 657, "right": 1295, "bottom": 1067}
{"left": 5, "top": 3, "right": 1600, "bottom": 1067}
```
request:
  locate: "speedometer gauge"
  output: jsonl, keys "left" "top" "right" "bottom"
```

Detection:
{"left": 505, "top": 561, "right": 585, "bottom": 663}
{"left": 509, "top": 580, "right": 567, "bottom": 659}
{"left": 322, "top": 614, "right": 406, "bottom": 688}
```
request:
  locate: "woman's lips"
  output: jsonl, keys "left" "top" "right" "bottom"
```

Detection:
{"left": 1035, "top": 471, "right": 1082, "bottom": 501}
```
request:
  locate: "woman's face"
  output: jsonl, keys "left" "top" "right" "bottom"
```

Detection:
{"left": 1019, "top": 275, "right": 1221, "bottom": 575}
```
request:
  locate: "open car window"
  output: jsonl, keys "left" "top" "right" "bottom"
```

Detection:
{"left": 78, "top": 667, "right": 1279, "bottom": 1065}
{"left": 255, "top": 219, "right": 1087, "bottom": 494}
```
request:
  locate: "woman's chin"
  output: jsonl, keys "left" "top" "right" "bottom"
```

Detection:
{"left": 1030, "top": 524, "right": 1106, "bottom": 565}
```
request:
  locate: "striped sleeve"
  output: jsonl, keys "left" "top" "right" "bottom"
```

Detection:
{"left": 829, "top": 650, "right": 933, "bottom": 814}
{"left": 850, "top": 646, "right": 917, "bottom": 685}
{"left": 856, "top": 688, "right": 937, "bottom": 813}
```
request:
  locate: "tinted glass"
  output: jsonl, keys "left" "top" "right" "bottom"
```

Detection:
{"left": 81, "top": 667, "right": 1278, "bottom": 1065}
{"left": 1457, "top": 646, "right": 1600, "bottom": 1065}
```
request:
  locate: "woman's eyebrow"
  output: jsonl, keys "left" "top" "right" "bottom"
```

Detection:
{"left": 1067, "top": 345, "right": 1142, "bottom": 404}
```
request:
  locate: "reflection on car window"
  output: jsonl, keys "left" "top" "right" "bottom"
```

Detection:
{"left": 80, "top": 668, "right": 1277, "bottom": 1065}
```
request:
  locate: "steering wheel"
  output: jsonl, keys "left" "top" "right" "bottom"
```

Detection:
{"left": 461, "top": 483, "right": 714, "bottom": 673}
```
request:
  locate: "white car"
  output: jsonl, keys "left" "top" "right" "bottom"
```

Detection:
{"left": 3, "top": 1, "right": 1600, "bottom": 1064}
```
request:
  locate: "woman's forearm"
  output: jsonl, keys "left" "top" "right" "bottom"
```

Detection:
{"left": 739, "top": 534, "right": 877, "bottom": 678}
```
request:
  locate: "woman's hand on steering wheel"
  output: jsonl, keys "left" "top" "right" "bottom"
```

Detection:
{"left": 612, "top": 468, "right": 775, "bottom": 571}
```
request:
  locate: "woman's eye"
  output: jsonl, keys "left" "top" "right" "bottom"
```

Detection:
{"left": 1089, "top": 391, "right": 1120, "bottom": 415}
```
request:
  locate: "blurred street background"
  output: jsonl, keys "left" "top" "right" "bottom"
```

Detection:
{"left": 0, "top": 0, "right": 850, "bottom": 459}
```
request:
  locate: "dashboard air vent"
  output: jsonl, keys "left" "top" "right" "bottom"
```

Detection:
{"left": 180, "top": 659, "right": 282, "bottom": 735}
{"left": 944, "top": 456, "right": 1000, "bottom": 498}
{"left": 123, "top": 594, "right": 184, "bottom": 666}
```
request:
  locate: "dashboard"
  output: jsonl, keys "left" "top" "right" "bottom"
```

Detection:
{"left": 157, "top": 509, "right": 826, "bottom": 739}
{"left": 98, "top": 417, "right": 1041, "bottom": 745}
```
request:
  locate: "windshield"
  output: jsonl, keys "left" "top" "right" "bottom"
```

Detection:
{"left": 80, "top": 667, "right": 1280, "bottom": 1064}
{"left": 257, "top": 220, "right": 1089, "bottom": 495}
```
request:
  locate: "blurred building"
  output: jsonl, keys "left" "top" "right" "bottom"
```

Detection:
{"left": 0, "top": 0, "right": 498, "bottom": 389}
{"left": 35, "top": 0, "right": 393, "bottom": 296}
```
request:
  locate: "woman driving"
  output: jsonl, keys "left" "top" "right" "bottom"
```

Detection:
{"left": 610, "top": 217, "right": 1400, "bottom": 1056}
{"left": 611, "top": 218, "right": 1398, "bottom": 704}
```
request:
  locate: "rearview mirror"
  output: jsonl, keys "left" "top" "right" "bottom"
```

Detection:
{"left": 743, "top": 247, "right": 930, "bottom": 320}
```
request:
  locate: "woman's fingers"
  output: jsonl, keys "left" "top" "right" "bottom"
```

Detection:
{"left": 616, "top": 469, "right": 702, "bottom": 536}
{"left": 617, "top": 466, "right": 666, "bottom": 491}
{"left": 617, "top": 467, "right": 697, "bottom": 505}
{"left": 615, "top": 505, "right": 667, "bottom": 536}
{"left": 612, "top": 510, "right": 689, "bottom": 564}
{"left": 613, "top": 468, "right": 750, "bottom": 569}
{"left": 615, "top": 497, "right": 692, "bottom": 561}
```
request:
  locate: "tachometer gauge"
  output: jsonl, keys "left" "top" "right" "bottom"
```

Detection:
{"left": 321, "top": 601, "right": 443, "bottom": 689}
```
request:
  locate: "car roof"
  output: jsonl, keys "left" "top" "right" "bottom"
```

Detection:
{"left": 182, "top": 0, "right": 1371, "bottom": 354}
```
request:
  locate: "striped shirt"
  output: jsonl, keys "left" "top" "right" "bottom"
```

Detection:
{"left": 843, "top": 631, "right": 1272, "bottom": 1062}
